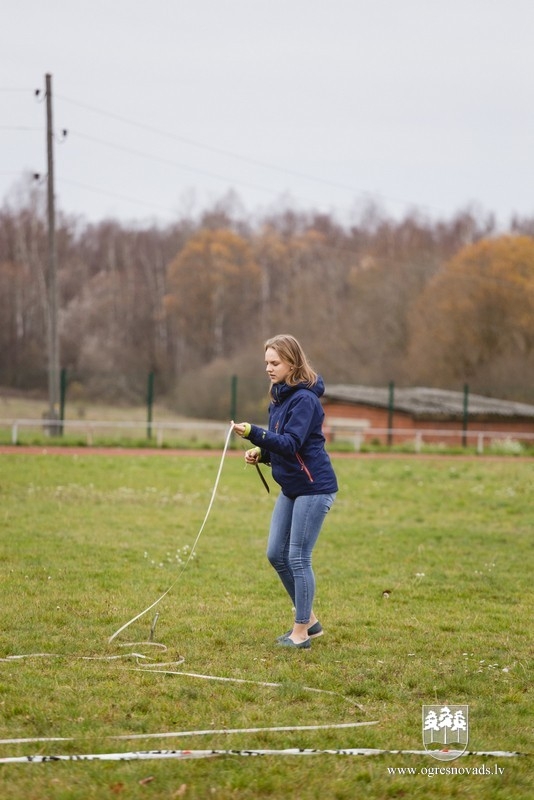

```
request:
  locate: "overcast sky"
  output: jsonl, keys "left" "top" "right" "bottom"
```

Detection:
{"left": 2, "top": 0, "right": 533, "bottom": 228}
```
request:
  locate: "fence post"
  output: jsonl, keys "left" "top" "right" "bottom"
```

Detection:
{"left": 59, "top": 367, "right": 67, "bottom": 436}
{"left": 147, "top": 371, "right": 154, "bottom": 440}
{"left": 387, "top": 381, "right": 394, "bottom": 446}
{"left": 462, "top": 383, "right": 469, "bottom": 447}
{"left": 230, "top": 375, "right": 238, "bottom": 421}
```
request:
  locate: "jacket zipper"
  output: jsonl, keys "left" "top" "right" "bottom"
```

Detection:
{"left": 296, "top": 453, "right": 314, "bottom": 483}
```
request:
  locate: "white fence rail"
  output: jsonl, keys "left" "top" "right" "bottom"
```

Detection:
{"left": 2, "top": 418, "right": 229, "bottom": 447}
{"left": 325, "top": 424, "right": 534, "bottom": 453}
{"left": 1, "top": 418, "right": 533, "bottom": 454}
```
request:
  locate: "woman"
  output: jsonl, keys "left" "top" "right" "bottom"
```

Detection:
{"left": 233, "top": 334, "right": 338, "bottom": 649}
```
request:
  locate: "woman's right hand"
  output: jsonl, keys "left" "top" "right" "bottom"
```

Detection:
{"left": 232, "top": 421, "right": 251, "bottom": 438}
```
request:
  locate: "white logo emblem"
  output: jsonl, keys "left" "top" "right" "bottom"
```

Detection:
{"left": 422, "top": 705, "right": 469, "bottom": 761}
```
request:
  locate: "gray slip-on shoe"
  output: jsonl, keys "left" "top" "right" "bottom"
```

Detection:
{"left": 276, "top": 621, "right": 323, "bottom": 642}
{"left": 276, "top": 637, "right": 311, "bottom": 649}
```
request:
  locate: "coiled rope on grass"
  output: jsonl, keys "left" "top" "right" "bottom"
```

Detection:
{"left": 108, "top": 421, "right": 235, "bottom": 644}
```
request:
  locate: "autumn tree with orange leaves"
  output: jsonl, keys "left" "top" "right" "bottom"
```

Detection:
{"left": 165, "top": 228, "right": 261, "bottom": 371}
{"left": 405, "top": 235, "right": 534, "bottom": 396}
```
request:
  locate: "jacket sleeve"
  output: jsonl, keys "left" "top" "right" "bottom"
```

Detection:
{"left": 259, "top": 447, "right": 270, "bottom": 465}
{"left": 247, "top": 392, "right": 317, "bottom": 457}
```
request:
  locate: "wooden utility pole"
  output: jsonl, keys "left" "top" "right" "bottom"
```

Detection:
{"left": 45, "top": 73, "right": 60, "bottom": 430}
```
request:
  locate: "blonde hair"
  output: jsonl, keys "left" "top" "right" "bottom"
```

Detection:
{"left": 264, "top": 334, "right": 318, "bottom": 391}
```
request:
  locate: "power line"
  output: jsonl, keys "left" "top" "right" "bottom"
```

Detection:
{"left": 57, "top": 93, "right": 446, "bottom": 216}
{"left": 67, "top": 129, "right": 319, "bottom": 202}
{"left": 58, "top": 177, "right": 175, "bottom": 214}
{"left": 0, "top": 125, "right": 41, "bottom": 132}
{"left": 57, "top": 95, "right": 353, "bottom": 186}
{"left": 56, "top": 131, "right": 347, "bottom": 219}
{"left": 1, "top": 87, "right": 471, "bottom": 220}
{"left": 1, "top": 88, "right": 500, "bottom": 225}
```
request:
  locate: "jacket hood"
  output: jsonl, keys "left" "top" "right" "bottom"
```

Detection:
{"left": 271, "top": 376, "right": 325, "bottom": 404}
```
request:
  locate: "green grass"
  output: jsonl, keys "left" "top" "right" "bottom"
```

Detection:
{"left": 0, "top": 453, "right": 532, "bottom": 798}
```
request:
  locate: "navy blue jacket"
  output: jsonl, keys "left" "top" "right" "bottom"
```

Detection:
{"left": 246, "top": 377, "right": 338, "bottom": 498}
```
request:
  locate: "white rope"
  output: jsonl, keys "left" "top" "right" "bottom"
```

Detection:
{"left": 108, "top": 422, "right": 235, "bottom": 643}
{"left": 0, "top": 721, "right": 378, "bottom": 746}
{"left": 0, "top": 748, "right": 525, "bottom": 764}
{"left": 0, "top": 643, "right": 183, "bottom": 668}
{"left": 128, "top": 666, "right": 365, "bottom": 709}
{"left": 1, "top": 651, "right": 363, "bottom": 709}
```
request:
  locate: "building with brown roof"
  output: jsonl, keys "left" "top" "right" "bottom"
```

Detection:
{"left": 322, "top": 385, "right": 534, "bottom": 450}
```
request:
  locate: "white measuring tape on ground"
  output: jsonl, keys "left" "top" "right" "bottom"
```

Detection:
{"left": 108, "top": 421, "right": 235, "bottom": 644}
{"left": 0, "top": 748, "right": 525, "bottom": 765}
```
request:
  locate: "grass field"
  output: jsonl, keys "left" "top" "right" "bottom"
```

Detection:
{"left": 0, "top": 451, "right": 532, "bottom": 798}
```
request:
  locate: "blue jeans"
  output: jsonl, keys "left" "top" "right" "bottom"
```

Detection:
{"left": 266, "top": 492, "right": 336, "bottom": 625}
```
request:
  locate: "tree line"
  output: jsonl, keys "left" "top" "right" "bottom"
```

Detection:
{"left": 1, "top": 179, "right": 533, "bottom": 419}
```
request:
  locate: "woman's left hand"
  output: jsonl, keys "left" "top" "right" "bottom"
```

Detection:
{"left": 245, "top": 447, "right": 261, "bottom": 464}
{"left": 232, "top": 422, "right": 251, "bottom": 437}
